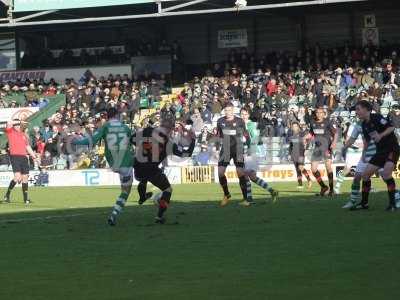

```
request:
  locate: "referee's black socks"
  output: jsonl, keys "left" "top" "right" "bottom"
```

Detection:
{"left": 22, "top": 182, "right": 28, "bottom": 202}
{"left": 6, "top": 180, "right": 17, "bottom": 197}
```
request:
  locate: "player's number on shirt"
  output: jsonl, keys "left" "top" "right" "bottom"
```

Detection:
{"left": 106, "top": 133, "right": 129, "bottom": 150}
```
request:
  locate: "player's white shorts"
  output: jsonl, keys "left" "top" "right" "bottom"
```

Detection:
{"left": 355, "top": 160, "right": 383, "bottom": 175}
{"left": 355, "top": 160, "right": 368, "bottom": 174}
{"left": 244, "top": 155, "right": 259, "bottom": 172}
{"left": 113, "top": 167, "right": 133, "bottom": 186}
{"left": 345, "top": 151, "right": 362, "bottom": 170}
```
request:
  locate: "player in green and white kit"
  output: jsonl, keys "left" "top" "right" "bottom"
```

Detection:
{"left": 73, "top": 107, "right": 134, "bottom": 225}
{"left": 334, "top": 121, "right": 364, "bottom": 195}
{"left": 240, "top": 108, "right": 278, "bottom": 206}
{"left": 341, "top": 120, "right": 379, "bottom": 209}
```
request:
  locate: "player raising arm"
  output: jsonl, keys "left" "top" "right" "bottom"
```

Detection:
{"left": 3, "top": 119, "right": 38, "bottom": 204}
{"left": 72, "top": 107, "right": 134, "bottom": 226}
{"left": 133, "top": 118, "right": 195, "bottom": 224}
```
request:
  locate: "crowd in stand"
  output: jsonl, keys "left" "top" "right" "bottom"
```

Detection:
{"left": 1, "top": 42, "right": 400, "bottom": 171}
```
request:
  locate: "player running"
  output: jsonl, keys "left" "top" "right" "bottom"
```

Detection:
{"left": 217, "top": 103, "right": 252, "bottom": 207}
{"left": 353, "top": 100, "right": 400, "bottom": 211}
{"left": 73, "top": 107, "right": 134, "bottom": 226}
{"left": 240, "top": 108, "right": 278, "bottom": 204}
{"left": 288, "top": 122, "right": 312, "bottom": 189}
{"left": 334, "top": 121, "right": 364, "bottom": 195}
{"left": 307, "top": 108, "right": 337, "bottom": 196}
{"left": 132, "top": 118, "right": 195, "bottom": 223}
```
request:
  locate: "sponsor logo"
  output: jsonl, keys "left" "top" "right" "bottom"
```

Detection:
{"left": 82, "top": 170, "right": 100, "bottom": 185}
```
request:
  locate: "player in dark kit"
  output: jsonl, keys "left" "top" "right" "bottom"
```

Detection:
{"left": 217, "top": 102, "right": 252, "bottom": 206}
{"left": 354, "top": 100, "right": 400, "bottom": 211}
{"left": 308, "top": 108, "right": 337, "bottom": 196}
{"left": 132, "top": 118, "right": 195, "bottom": 223}
{"left": 288, "top": 122, "right": 312, "bottom": 189}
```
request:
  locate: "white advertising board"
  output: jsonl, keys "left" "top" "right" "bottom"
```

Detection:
{"left": 0, "top": 167, "right": 181, "bottom": 187}
{"left": 0, "top": 65, "right": 132, "bottom": 83}
{"left": 214, "top": 164, "right": 345, "bottom": 183}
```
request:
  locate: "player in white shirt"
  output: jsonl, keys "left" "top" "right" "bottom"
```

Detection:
{"left": 334, "top": 122, "right": 364, "bottom": 195}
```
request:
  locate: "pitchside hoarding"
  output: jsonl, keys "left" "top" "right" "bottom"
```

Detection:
{"left": 0, "top": 65, "right": 132, "bottom": 84}
{"left": 0, "top": 167, "right": 182, "bottom": 187}
{"left": 13, "top": 0, "right": 155, "bottom": 12}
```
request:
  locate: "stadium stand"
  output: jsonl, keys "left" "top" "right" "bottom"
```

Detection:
{"left": 1, "top": 40, "right": 400, "bottom": 171}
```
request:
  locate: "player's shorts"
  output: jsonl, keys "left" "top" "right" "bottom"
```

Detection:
{"left": 345, "top": 151, "right": 362, "bottom": 170}
{"left": 244, "top": 154, "right": 259, "bottom": 172}
{"left": 218, "top": 147, "right": 245, "bottom": 168}
{"left": 292, "top": 156, "right": 305, "bottom": 165}
{"left": 10, "top": 155, "right": 29, "bottom": 175}
{"left": 369, "top": 150, "right": 400, "bottom": 169}
{"left": 112, "top": 167, "right": 133, "bottom": 186}
{"left": 355, "top": 160, "right": 368, "bottom": 174}
{"left": 311, "top": 147, "right": 332, "bottom": 162}
{"left": 134, "top": 165, "right": 170, "bottom": 190}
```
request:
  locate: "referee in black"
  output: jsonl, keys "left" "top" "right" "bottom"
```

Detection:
{"left": 3, "top": 119, "right": 38, "bottom": 204}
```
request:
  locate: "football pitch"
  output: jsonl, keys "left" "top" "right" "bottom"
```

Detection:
{"left": 0, "top": 180, "right": 399, "bottom": 300}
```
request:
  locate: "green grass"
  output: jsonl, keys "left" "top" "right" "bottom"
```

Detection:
{"left": 1, "top": 180, "right": 400, "bottom": 300}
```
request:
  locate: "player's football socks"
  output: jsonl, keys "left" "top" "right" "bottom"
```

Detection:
{"left": 239, "top": 180, "right": 254, "bottom": 207}
{"left": 138, "top": 192, "right": 153, "bottom": 205}
{"left": 3, "top": 194, "right": 10, "bottom": 203}
{"left": 350, "top": 181, "right": 360, "bottom": 203}
{"left": 108, "top": 192, "right": 129, "bottom": 225}
{"left": 219, "top": 175, "right": 230, "bottom": 195}
{"left": 318, "top": 186, "right": 329, "bottom": 196}
{"left": 107, "top": 214, "right": 117, "bottom": 226}
{"left": 334, "top": 170, "right": 345, "bottom": 194}
{"left": 384, "top": 178, "right": 397, "bottom": 212}
{"left": 327, "top": 172, "right": 334, "bottom": 194}
{"left": 22, "top": 183, "right": 29, "bottom": 204}
{"left": 395, "top": 191, "right": 400, "bottom": 209}
{"left": 239, "top": 176, "right": 250, "bottom": 202}
{"left": 5, "top": 180, "right": 16, "bottom": 202}
{"left": 361, "top": 179, "right": 371, "bottom": 206}
{"left": 253, "top": 177, "right": 274, "bottom": 194}
{"left": 302, "top": 170, "right": 312, "bottom": 187}
{"left": 155, "top": 198, "right": 169, "bottom": 224}
{"left": 312, "top": 171, "right": 328, "bottom": 195}
{"left": 270, "top": 190, "right": 279, "bottom": 203}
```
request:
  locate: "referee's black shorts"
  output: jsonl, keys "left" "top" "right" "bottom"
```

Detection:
{"left": 10, "top": 155, "right": 30, "bottom": 175}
